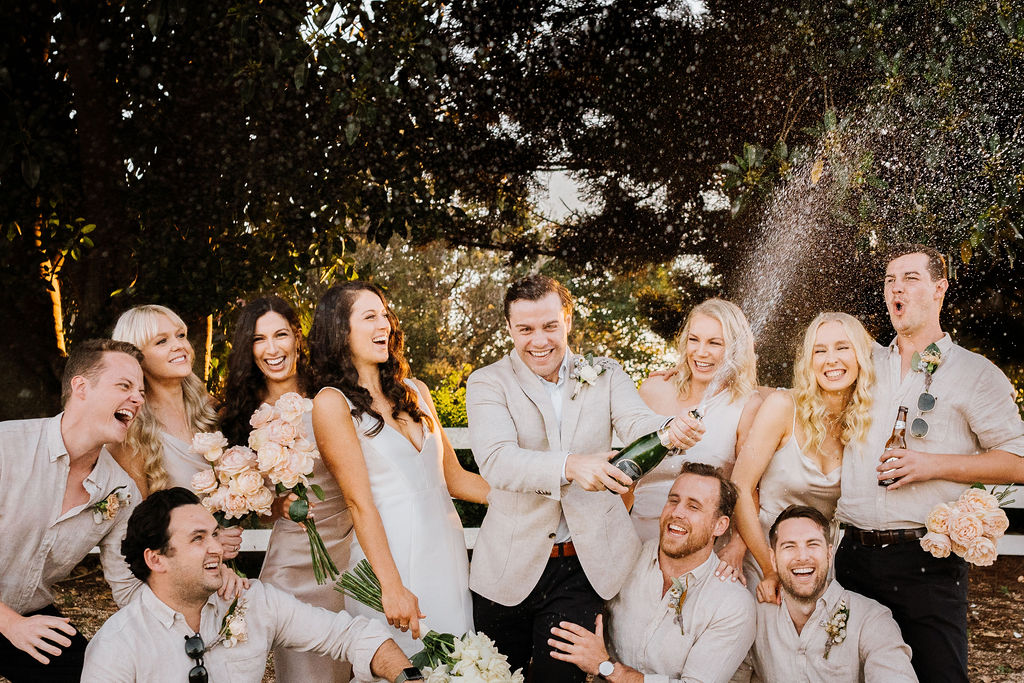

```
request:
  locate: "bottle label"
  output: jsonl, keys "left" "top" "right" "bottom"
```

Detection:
{"left": 615, "top": 459, "right": 643, "bottom": 482}
{"left": 894, "top": 420, "right": 906, "bottom": 429}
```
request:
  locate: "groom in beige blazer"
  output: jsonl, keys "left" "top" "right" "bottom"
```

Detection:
{"left": 467, "top": 274, "right": 701, "bottom": 681}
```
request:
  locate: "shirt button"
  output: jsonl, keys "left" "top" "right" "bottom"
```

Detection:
{"left": 549, "top": 532, "right": 556, "bottom": 539}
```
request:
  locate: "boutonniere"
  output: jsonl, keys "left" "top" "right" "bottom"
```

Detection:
{"left": 911, "top": 342, "right": 943, "bottom": 376}
{"left": 219, "top": 596, "right": 249, "bottom": 648}
{"left": 666, "top": 575, "right": 690, "bottom": 635}
{"left": 569, "top": 354, "right": 612, "bottom": 400}
{"left": 820, "top": 598, "right": 849, "bottom": 659}
{"left": 91, "top": 485, "right": 130, "bottom": 524}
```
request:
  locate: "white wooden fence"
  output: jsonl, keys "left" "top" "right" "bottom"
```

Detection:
{"left": 97, "top": 427, "right": 1024, "bottom": 555}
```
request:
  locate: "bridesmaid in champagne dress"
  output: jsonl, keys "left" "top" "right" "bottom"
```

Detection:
{"left": 731, "top": 312, "right": 875, "bottom": 602}
{"left": 309, "top": 282, "right": 489, "bottom": 655}
{"left": 633, "top": 299, "right": 763, "bottom": 572}
{"left": 221, "top": 295, "right": 354, "bottom": 683}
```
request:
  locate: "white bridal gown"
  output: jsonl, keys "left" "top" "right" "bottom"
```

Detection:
{"left": 320, "top": 380, "right": 473, "bottom": 655}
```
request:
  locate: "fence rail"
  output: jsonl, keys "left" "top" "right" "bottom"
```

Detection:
{"left": 93, "top": 427, "right": 1024, "bottom": 555}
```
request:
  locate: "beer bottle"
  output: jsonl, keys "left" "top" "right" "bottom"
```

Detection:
{"left": 878, "top": 405, "right": 908, "bottom": 487}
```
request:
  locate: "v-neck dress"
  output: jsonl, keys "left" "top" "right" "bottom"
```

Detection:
{"left": 320, "top": 380, "right": 473, "bottom": 655}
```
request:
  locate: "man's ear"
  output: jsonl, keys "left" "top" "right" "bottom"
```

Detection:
{"left": 712, "top": 514, "right": 730, "bottom": 540}
{"left": 144, "top": 547, "right": 168, "bottom": 575}
{"left": 769, "top": 546, "right": 778, "bottom": 575}
{"left": 69, "top": 375, "right": 89, "bottom": 401}
{"left": 934, "top": 277, "right": 949, "bottom": 300}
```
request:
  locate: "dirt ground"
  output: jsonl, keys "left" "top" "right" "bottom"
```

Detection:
{"left": 11, "top": 554, "right": 1022, "bottom": 682}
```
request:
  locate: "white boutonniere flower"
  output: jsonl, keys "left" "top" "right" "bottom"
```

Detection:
{"left": 91, "top": 485, "right": 131, "bottom": 524}
{"left": 820, "top": 598, "right": 849, "bottom": 659}
{"left": 220, "top": 597, "right": 249, "bottom": 648}
{"left": 569, "top": 354, "right": 612, "bottom": 400}
{"left": 666, "top": 575, "right": 690, "bottom": 635}
{"left": 911, "top": 342, "right": 943, "bottom": 375}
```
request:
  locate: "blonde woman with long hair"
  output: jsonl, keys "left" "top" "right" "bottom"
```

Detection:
{"left": 634, "top": 299, "right": 764, "bottom": 568}
{"left": 110, "top": 305, "right": 242, "bottom": 557}
{"left": 731, "top": 312, "right": 875, "bottom": 603}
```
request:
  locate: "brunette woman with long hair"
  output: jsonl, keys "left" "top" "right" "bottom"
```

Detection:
{"left": 309, "top": 281, "right": 488, "bottom": 655}
{"left": 222, "top": 295, "right": 354, "bottom": 682}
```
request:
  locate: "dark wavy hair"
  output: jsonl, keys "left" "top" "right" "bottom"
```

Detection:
{"left": 122, "top": 487, "right": 201, "bottom": 581}
{"left": 309, "top": 281, "right": 430, "bottom": 436}
{"left": 221, "top": 296, "right": 312, "bottom": 447}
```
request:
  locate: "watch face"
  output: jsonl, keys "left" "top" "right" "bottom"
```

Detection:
{"left": 599, "top": 660, "right": 615, "bottom": 676}
{"left": 400, "top": 667, "right": 425, "bottom": 682}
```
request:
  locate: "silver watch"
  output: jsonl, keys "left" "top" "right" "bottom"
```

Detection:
{"left": 598, "top": 660, "right": 615, "bottom": 678}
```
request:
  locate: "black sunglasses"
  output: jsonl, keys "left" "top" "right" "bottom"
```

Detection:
{"left": 184, "top": 634, "right": 209, "bottom": 683}
{"left": 910, "top": 374, "right": 937, "bottom": 438}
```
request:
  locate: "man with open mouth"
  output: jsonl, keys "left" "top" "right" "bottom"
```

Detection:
{"left": 834, "top": 243, "right": 1024, "bottom": 682}
{"left": 0, "top": 339, "right": 147, "bottom": 682}
{"left": 751, "top": 505, "right": 916, "bottom": 682}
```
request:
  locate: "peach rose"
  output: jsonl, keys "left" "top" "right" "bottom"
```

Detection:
{"left": 255, "top": 441, "right": 288, "bottom": 472}
{"left": 246, "top": 486, "right": 275, "bottom": 516}
{"left": 291, "top": 437, "right": 318, "bottom": 455}
{"left": 275, "top": 392, "right": 311, "bottom": 425}
{"left": 231, "top": 470, "right": 267, "bottom": 497}
{"left": 925, "top": 502, "right": 954, "bottom": 534}
{"left": 249, "top": 403, "right": 276, "bottom": 429}
{"left": 288, "top": 451, "right": 315, "bottom": 478}
{"left": 957, "top": 487, "right": 1000, "bottom": 513}
{"left": 980, "top": 507, "right": 1010, "bottom": 538}
{"left": 218, "top": 446, "right": 256, "bottom": 477}
{"left": 950, "top": 538, "right": 968, "bottom": 557}
{"left": 270, "top": 464, "right": 302, "bottom": 489}
{"left": 190, "top": 431, "right": 229, "bottom": 462}
{"left": 267, "top": 419, "right": 298, "bottom": 446}
{"left": 222, "top": 492, "right": 252, "bottom": 520}
{"left": 947, "top": 509, "right": 985, "bottom": 547}
{"left": 191, "top": 468, "right": 219, "bottom": 495}
{"left": 920, "top": 531, "right": 952, "bottom": 558}
{"left": 201, "top": 488, "right": 227, "bottom": 513}
{"left": 963, "top": 536, "right": 998, "bottom": 567}
{"left": 248, "top": 426, "right": 271, "bottom": 452}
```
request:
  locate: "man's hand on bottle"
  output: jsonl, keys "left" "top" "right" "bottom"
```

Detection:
{"left": 664, "top": 413, "right": 705, "bottom": 451}
{"left": 565, "top": 452, "right": 632, "bottom": 494}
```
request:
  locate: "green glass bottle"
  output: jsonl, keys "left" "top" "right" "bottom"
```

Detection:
{"left": 610, "top": 409, "right": 701, "bottom": 484}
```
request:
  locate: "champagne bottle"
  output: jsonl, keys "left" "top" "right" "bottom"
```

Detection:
{"left": 611, "top": 410, "right": 701, "bottom": 484}
{"left": 878, "top": 405, "right": 908, "bottom": 487}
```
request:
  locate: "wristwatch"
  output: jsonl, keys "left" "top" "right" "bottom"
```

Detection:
{"left": 395, "top": 667, "right": 425, "bottom": 683}
{"left": 598, "top": 659, "right": 616, "bottom": 678}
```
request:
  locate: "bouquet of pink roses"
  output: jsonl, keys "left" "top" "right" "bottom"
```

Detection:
{"left": 920, "top": 484, "right": 1014, "bottom": 566}
{"left": 190, "top": 434, "right": 275, "bottom": 526}
{"left": 246, "top": 392, "right": 338, "bottom": 584}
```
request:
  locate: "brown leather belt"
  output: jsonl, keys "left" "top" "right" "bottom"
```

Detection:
{"left": 550, "top": 541, "right": 576, "bottom": 558}
{"left": 842, "top": 525, "right": 927, "bottom": 547}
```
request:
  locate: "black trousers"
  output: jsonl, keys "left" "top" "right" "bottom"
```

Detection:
{"left": 472, "top": 554, "right": 603, "bottom": 683}
{"left": 835, "top": 534, "right": 969, "bottom": 683}
{"left": 0, "top": 604, "right": 89, "bottom": 683}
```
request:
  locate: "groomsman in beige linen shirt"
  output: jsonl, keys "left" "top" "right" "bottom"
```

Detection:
{"left": 548, "top": 463, "right": 755, "bottom": 683}
{"left": 82, "top": 487, "right": 419, "bottom": 682}
{"left": 752, "top": 506, "right": 916, "bottom": 683}
{"left": 467, "top": 274, "right": 704, "bottom": 681}
{"left": 834, "top": 243, "right": 1024, "bottom": 682}
{"left": 0, "top": 339, "right": 147, "bottom": 683}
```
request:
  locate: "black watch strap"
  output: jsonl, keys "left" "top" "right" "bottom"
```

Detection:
{"left": 395, "top": 666, "right": 425, "bottom": 683}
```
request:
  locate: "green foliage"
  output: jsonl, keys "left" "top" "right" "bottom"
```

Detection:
{"left": 430, "top": 368, "right": 470, "bottom": 429}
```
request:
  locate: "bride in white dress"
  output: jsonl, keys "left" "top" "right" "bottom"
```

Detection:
{"left": 308, "top": 281, "right": 490, "bottom": 654}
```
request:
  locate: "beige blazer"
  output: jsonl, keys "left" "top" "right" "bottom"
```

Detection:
{"left": 466, "top": 350, "right": 667, "bottom": 605}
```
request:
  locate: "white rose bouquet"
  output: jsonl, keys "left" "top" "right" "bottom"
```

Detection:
{"left": 920, "top": 483, "right": 1014, "bottom": 566}
{"left": 338, "top": 560, "right": 524, "bottom": 681}
{"left": 247, "top": 392, "right": 338, "bottom": 584}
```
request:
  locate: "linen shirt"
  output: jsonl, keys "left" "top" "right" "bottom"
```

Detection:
{"left": 0, "top": 414, "right": 141, "bottom": 614}
{"left": 836, "top": 335, "right": 1024, "bottom": 530}
{"left": 539, "top": 351, "right": 573, "bottom": 541}
{"left": 81, "top": 580, "right": 391, "bottom": 682}
{"left": 752, "top": 581, "right": 917, "bottom": 683}
{"left": 606, "top": 541, "right": 755, "bottom": 683}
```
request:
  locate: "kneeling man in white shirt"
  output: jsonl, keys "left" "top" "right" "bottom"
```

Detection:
{"left": 82, "top": 487, "right": 423, "bottom": 683}
{"left": 752, "top": 505, "right": 917, "bottom": 683}
{"left": 549, "top": 462, "right": 755, "bottom": 682}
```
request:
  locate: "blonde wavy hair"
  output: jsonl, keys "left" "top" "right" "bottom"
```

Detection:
{"left": 672, "top": 298, "right": 758, "bottom": 403}
{"left": 792, "top": 312, "right": 875, "bottom": 453}
{"left": 112, "top": 305, "right": 218, "bottom": 493}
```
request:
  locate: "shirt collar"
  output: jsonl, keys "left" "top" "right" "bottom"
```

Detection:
{"left": 47, "top": 413, "right": 70, "bottom": 463}
{"left": 140, "top": 583, "right": 221, "bottom": 631}
{"left": 654, "top": 544, "right": 720, "bottom": 588}
{"left": 886, "top": 332, "right": 953, "bottom": 356}
{"left": 539, "top": 350, "right": 573, "bottom": 388}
